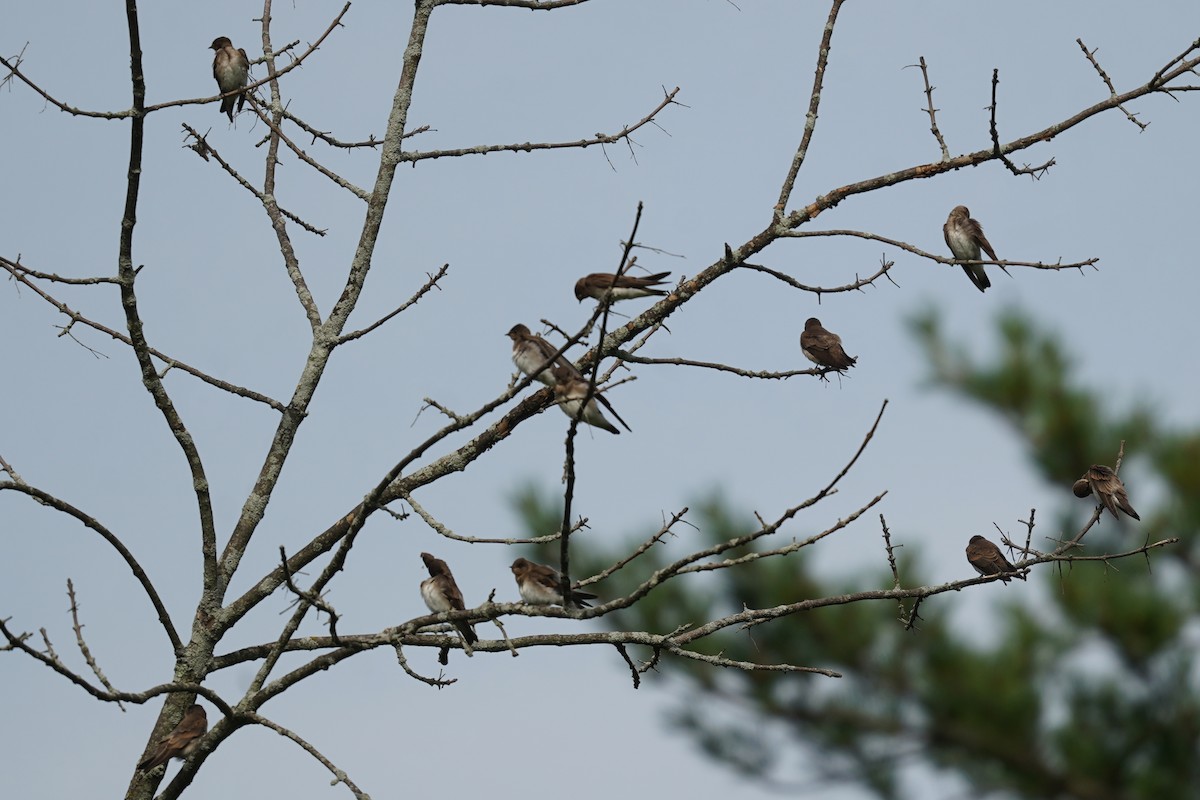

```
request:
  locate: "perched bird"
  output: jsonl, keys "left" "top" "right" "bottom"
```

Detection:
{"left": 800, "top": 318, "right": 857, "bottom": 372}
{"left": 965, "top": 535, "right": 1025, "bottom": 583}
{"left": 574, "top": 271, "right": 672, "bottom": 303}
{"left": 511, "top": 557, "right": 598, "bottom": 608}
{"left": 1073, "top": 464, "right": 1140, "bottom": 521}
{"left": 210, "top": 37, "right": 250, "bottom": 122}
{"left": 507, "top": 324, "right": 579, "bottom": 386}
{"left": 943, "top": 205, "right": 1008, "bottom": 293}
{"left": 552, "top": 366, "right": 630, "bottom": 434}
{"left": 137, "top": 704, "right": 207, "bottom": 772}
{"left": 419, "top": 552, "right": 478, "bottom": 650}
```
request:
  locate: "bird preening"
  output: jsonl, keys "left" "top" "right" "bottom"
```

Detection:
{"left": 551, "top": 365, "right": 630, "bottom": 435}
{"left": 507, "top": 323, "right": 578, "bottom": 387}
{"left": 210, "top": 37, "right": 250, "bottom": 122}
{"left": 1073, "top": 464, "right": 1140, "bottom": 521}
{"left": 944, "top": 205, "right": 1008, "bottom": 292}
{"left": 507, "top": 324, "right": 631, "bottom": 434}
{"left": 419, "top": 552, "right": 478, "bottom": 663}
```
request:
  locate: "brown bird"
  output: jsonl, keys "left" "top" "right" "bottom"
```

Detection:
{"left": 944, "top": 205, "right": 1008, "bottom": 293}
{"left": 574, "top": 271, "right": 672, "bottom": 303}
{"left": 210, "top": 37, "right": 250, "bottom": 122}
{"left": 1073, "top": 464, "right": 1140, "bottom": 521}
{"left": 965, "top": 535, "right": 1025, "bottom": 582}
{"left": 137, "top": 704, "right": 207, "bottom": 772}
{"left": 419, "top": 552, "right": 478, "bottom": 651}
{"left": 800, "top": 318, "right": 857, "bottom": 372}
{"left": 551, "top": 366, "right": 630, "bottom": 434}
{"left": 511, "top": 557, "right": 598, "bottom": 608}
{"left": 507, "top": 324, "right": 579, "bottom": 386}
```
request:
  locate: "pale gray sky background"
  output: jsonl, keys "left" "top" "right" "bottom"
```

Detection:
{"left": 2, "top": 2, "right": 1198, "bottom": 799}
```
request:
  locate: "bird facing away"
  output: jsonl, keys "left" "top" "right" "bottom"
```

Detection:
{"left": 965, "top": 535, "right": 1025, "bottom": 583}
{"left": 507, "top": 324, "right": 580, "bottom": 386}
{"left": 419, "top": 552, "right": 479, "bottom": 648}
{"left": 800, "top": 318, "right": 857, "bottom": 372}
{"left": 1073, "top": 464, "right": 1140, "bottom": 521}
{"left": 137, "top": 704, "right": 208, "bottom": 772}
{"left": 511, "top": 557, "right": 598, "bottom": 608}
{"left": 210, "top": 37, "right": 250, "bottom": 122}
{"left": 574, "top": 271, "right": 672, "bottom": 303}
{"left": 551, "top": 365, "right": 630, "bottom": 434}
{"left": 944, "top": 205, "right": 1008, "bottom": 293}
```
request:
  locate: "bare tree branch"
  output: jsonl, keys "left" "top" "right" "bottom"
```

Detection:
{"left": 401, "top": 87, "right": 680, "bottom": 164}
{"left": 0, "top": 4, "right": 350, "bottom": 119}
{"left": 0, "top": 481, "right": 181, "bottom": 652}
{"left": 908, "top": 56, "right": 950, "bottom": 160}
{"left": 245, "top": 711, "right": 371, "bottom": 800}
{"left": 989, "top": 69, "right": 1056, "bottom": 178}
{"left": 614, "top": 350, "right": 822, "bottom": 380}
{"left": 0, "top": 259, "right": 289, "bottom": 411}
{"left": 779, "top": 229, "right": 1099, "bottom": 272}
{"left": 775, "top": 0, "right": 847, "bottom": 216}
{"left": 66, "top": 579, "right": 125, "bottom": 711}
{"left": 336, "top": 264, "right": 450, "bottom": 344}
{"left": 1077, "top": 39, "right": 1149, "bottom": 131}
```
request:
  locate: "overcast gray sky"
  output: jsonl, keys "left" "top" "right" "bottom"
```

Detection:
{"left": 3, "top": 2, "right": 1198, "bottom": 798}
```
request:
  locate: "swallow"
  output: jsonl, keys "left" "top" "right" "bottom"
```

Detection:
{"left": 965, "top": 535, "right": 1025, "bottom": 582}
{"left": 552, "top": 366, "right": 630, "bottom": 434}
{"left": 800, "top": 318, "right": 857, "bottom": 372}
{"left": 507, "top": 324, "right": 579, "bottom": 386}
{"left": 420, "top": 552, "right": 478, "bottom": 652}
{"left": 574, "top": 271, "right": 672, "bottom": 303}
{"left": 210, "top": 37, "right": 250, "bottom": 122}
{"left": 943, "top": 205, "right": 1008, "bottom": 293}
{"left": 1073, "top": 464, "right": 1140, "bottom": 521}
{"left": 138, "top": 704, "right": 207, "bottom": 772}
{"left": 510, "top": 558, "right": 598, "bottom": 608}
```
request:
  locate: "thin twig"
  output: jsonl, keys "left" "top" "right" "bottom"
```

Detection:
{"left": 613, "top": 643, "right": 641, "bottom": 689}
{"left": 614, "top": 350, "right": 829, "bottom": 380}
{"left": 0, "top": 261, "right": 288, "bottom": 411}
{"left": 989, "top": 69, "right": 1056, "bottom": 178}
{"left": 779, "top": 229, "right": 1097, "bottom": 272}
{"left": 393, "top": 644, "right": 456, "bottom": 688}
{"left": 1077, "top": 39, "right": 1149, "bottom": 131}
{"left": 400, "top": 491, "right": 566, "bottom": 544}
{"left": 337, "top": 265, "right": 450, "bottom": 344}
{"left": 401, "top": 87, "right": 680, "bottom": 165}
{"left": 774, "top": 0, "right": 846, "bottom": 216}
{"left": 66, "top": 580, "right": 125, "bottom": 711}
{"left": 908, "top": 56, "right": 950, "bottom": 160}
{"left": 245, "top": 711, "right": 371, "bottom": 799}
{"left": 879, "top": 515, "right": 905, "bottom": 622}
{"left": 279, "top": 547, "right": 341, "bottom": 645}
